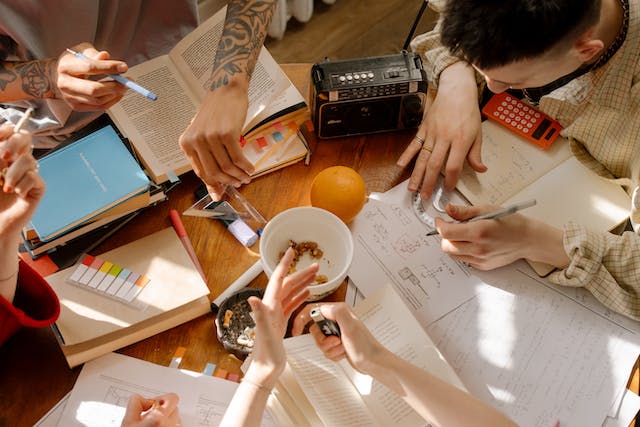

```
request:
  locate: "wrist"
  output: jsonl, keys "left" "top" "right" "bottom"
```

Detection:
{"left": 523, "top": 218, "right": 570, "bottom": 268}
{"left": 244, "top": 361, "right": 281, "bottom": 390}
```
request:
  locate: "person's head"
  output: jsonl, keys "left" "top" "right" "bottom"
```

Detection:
{"left": 441, "top": 0, "right": 604, "bottom": 92}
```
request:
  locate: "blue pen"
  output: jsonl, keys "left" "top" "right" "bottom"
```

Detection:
{"left": 65, "top": 48, "right": 158, "bottom": 101}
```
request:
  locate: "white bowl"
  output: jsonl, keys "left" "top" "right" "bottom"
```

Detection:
{"left": 260, "top": 206, "right": 354, "bottom": 301}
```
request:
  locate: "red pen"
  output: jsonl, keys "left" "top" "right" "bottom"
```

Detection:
{"left": 169, "top": 209, "right": 206, "bottom": 281}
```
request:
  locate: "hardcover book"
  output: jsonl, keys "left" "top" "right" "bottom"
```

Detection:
{"left": 30, "top": 125, "right": 150, "bottom": 242}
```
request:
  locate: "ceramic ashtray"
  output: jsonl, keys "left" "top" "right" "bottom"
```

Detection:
{"left": 215, "top": 288, "right": 264, "bottom": 360}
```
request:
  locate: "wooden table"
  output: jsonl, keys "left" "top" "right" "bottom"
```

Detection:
{"left": 0, "top": 64, "right": 414, "bottom": 425}
{"left": 1, "top": 64, "right": 637, "bottom": 426}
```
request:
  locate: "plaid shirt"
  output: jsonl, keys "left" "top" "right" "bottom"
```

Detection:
{"left": 412, "top": 0, "right": 640, "bottom": 320}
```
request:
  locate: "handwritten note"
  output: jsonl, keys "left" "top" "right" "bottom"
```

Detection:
{"left": 348, "top": 180, "right": 640, "bottom": 427}
{"left": 349, "top": 194, "right": 481, "bottom": 327}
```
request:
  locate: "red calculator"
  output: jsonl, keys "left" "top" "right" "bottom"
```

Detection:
{"left": 481, "top": 92, "right": 562, "bottom": 150}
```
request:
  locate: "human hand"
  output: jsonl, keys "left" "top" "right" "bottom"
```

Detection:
{"left": 434, "top": 204, "right": 568, "bottom": 270}
{"left": 120, "top": 393, "right": 180, "bottom": 427}
{"left": 55, "top": 42, "right": 129, "bottom": 111}
{"left": 179, "top": 85, "right": 254, "bottom": 200}
{"left": 0, "top": 126, "right": 44, "bottom": 240}
{"left": 292, "top": 303, "right": 387, "bottom": 376}
{"left": 243, "top": 247, "right": 318, "bottom": 389}
{"left": 397, "top": 62, "right": 486, "bottom": 200}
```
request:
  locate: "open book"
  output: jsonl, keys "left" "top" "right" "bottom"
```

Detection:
{"left": 457, "top": 120, "right": 631, "bottom": 275}
{"left": 266, "top": 284, "right": 465, "bottom": 426}
{"left": 44, "top": 228, "right": 211, "bottom": 368}
{"left": 51, "top": 352, "right": 274, "bottom": 427}
{"left": 108, "top": 6, "right": 309, "bottom": 184}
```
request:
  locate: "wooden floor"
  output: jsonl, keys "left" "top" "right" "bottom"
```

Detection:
{"left": 265, "top": 0, "right": 438, "bottom": 63}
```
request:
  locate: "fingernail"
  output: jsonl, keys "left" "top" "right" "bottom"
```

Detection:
{"left": 117, "top": 64, "right": 128, "bottom": 73}
{"left": 2, "top": 151, "right": 10, "bottom": 161}
{"left": 448, "top": 205, "right": 457, "bottom": 214}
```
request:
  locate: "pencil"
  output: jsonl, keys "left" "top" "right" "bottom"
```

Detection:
{"left": 427, "top": 199, "right": 537, "bottom": 236}
{"left": 66, "top": 48, "right": 158, "bottom": 100}
{"left": 14, "top": 107, "right": 33, "bottom": 133}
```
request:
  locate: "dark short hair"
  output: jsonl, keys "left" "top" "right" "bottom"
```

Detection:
{"left": 440, "top": 0, "right": 602, "bottom": 69}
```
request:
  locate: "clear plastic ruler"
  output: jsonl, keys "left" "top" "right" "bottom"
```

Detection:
{"left": 411, "top": 176, "right": 452, "bottom": 230}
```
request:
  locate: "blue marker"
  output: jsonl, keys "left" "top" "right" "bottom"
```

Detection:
{"left": 66, "top": 48, "right": 158, "bottom": 101}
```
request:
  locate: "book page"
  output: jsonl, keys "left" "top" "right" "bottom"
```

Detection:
{"left": 502, "top": 155, "right": 630, "bottom": 230}
{"left": 283, "top": 335, "right": 378, "bottom": 426}
{"left": 57, "top": 352, "right": 275, "bottom": 426}
{"left": 168, "top": 7, "right": 289, "bottom": 129}
{"left": 344, "top": 284, "right": 466, "bottom": 426}
{"left": 457, "top": 121, "right": 572, "bottom": 205}
{"left": 108, "top": 56, "right": 199, "bottom": 182}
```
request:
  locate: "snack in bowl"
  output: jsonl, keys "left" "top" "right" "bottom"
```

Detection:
{"left": 260, "top": 206, "right": 354, "bottom": 301}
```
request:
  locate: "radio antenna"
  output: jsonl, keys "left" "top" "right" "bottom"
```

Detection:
{"left": 402, "top": 0, "right": 429, "bottom": 51}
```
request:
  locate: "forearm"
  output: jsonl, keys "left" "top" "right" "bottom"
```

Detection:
{"left": 209, "top": 0, "right": 276, "bottom": 91}
{"left": 219, "top": 364, "right": 276, "bottom": 427}
{"left": 0, "top": 236, "right": 19, "bottom": 303}
{"left": 0, "top": 59, "right": 57, "bottom": 101}
{"left": 369, "top": 349, "right": 518, "bottom": 427}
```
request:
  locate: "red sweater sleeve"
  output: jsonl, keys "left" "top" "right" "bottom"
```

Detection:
{"left": 0, "top": 260, "right": 60, "bottom": 346}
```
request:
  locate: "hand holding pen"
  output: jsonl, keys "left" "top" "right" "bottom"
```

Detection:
{"left": 427, "top": 200, "right": 536, "bottom": 236}
{"left": 56, "top": 43, "right": 154, "bottom": 111}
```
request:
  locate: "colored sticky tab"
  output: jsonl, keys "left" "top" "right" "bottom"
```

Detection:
{"left": 288, "top": 121, "right": 298, "bottom": 132}
{"left": 115, "top": 272, "right": 139, "bottom": 299}
{"left": 272, "top": 131, "right": 284, "bottom": 142}
{"left": 273, "top": 121, "right": 284, "bottom": 132}
{"left": 213, "top": 367, "right": 228, "bottom": 379}
{"left": 106, "top": 268, "right": 130, "bottom": 295}
{"left": 88, "top": 261, "right": 113, "bottom": 288}
{"left": 204, "top": 363, "right": 216, "bottom": 376}
{"left": 239, "top": 135, "right": 247, "bottom": 147}
{"left": 69, "top": 254, "right": 92, "bottom": 282}
{"left": 167, "top": 172, "right": 179, "bottom": 183}
{"left": 227, "top": 373, "right": 240, "bottom": 383}
{"left": 97, "top": 264, "right": 122, "bottom": 292}
{"left": 305, "top": 120, "right": 314, "bottom": 131}
{"left": 256, "top": 136, "right": 268, "bottom": 148}
{"left": 124, "top": 275, "right": 150, "bottom": 301}
{"left": 169, "top": 347, "right": 186, "bottom": 369}
{"left": 79, "top": 257, "right": 103, "bottom": 285}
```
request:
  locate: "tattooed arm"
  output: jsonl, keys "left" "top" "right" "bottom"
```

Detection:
{"left": 179, "top": 0, "right": 277, "bottom": 199}
{"left": 0, "top": 42, "right": 128, "bottom": 111}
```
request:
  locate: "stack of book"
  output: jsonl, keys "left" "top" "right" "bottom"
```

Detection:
{"left": 22, "top": 122, "right": 167, "bottom": 259}
{"left": 23, "top": 5, "right": 311, "bottom": 261}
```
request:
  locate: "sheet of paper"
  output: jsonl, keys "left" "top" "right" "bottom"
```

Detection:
{"left": 348, "top": 184, "right": 481, "bottom": 328}
{"left": 58, "top": 352, "right": 274, "bottom": 427}
{"left": 34, "top": 392, "right": 70, "bottom": 427}
{"left": 348, "top": 181, "right": 640, "bottom": 427}
{"left": 602, "top": 389, "right": 640, "bottom": 427}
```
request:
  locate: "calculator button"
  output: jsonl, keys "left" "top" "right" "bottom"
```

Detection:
{"left": 527, "top": 123, "right": 533, "bottom": 128}
{"left": 505, "top": 96, "right": 512, "bottom": 101}
{"left": 500, "top": 114, "right": 505, "bottom": 120}
{"left": 494, "top": 111, "right": 499, "bottom": 116}
{"left": 502, "top": 101, "right": 508, "bottom": 107}
{"left": 531, "top": 118, "right": 537, "bottom": 123}
{"left": 534, "top": 112, "right": 541, "bottom": 118}
{"left": 509, "top": 113, "right": 515, "bottom": 118}
{"left": 517, "top": 124, "right": 523, "bottom": 130}
{"left": 525, "top": 114, "right": 531, "bottom": 120}
{"left": 514, "top": 116, "right": 521, "bottom": 122}
{"left": 506, "top": 118, "right": 511, "bottom": 124}
{"left": 523, "top": 128, "right": 529, "bottom": 133}
{"left": 511, "top": 121, "right": 517, "bottom": 126}
{"left": 511, "top": 100, "right": 517, "bottom": 105}
{"left": 519, "top": 111, "right": 525, "bottom": 116}
{"left": 498, "top": 106, "right": 504, "bottom": 111}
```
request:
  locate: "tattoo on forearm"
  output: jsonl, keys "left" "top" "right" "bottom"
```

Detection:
{"left": 210, "top": 0, "right": 275, "bottom": 91}
{"left": 15, "top": 60, "right": 54, "bottom": 98}
{"left": 0, "top": 63, "right": 17, "bottom": 91}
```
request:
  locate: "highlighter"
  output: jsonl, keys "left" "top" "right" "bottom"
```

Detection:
{"left": 206, "top": 200, "right": 259, "bottom": 247}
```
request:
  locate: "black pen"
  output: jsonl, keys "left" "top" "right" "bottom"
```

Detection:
{"left": 427, "top": 199, "right": 537, "bottom": 236}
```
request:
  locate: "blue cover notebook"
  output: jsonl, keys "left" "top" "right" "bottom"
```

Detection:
{"left": 31, "top": 125, "right": 150, "bottom": 242}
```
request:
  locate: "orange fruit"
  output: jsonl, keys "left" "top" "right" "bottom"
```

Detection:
{"left": 310, "top": 166, "right": 367, "bottom": 224}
